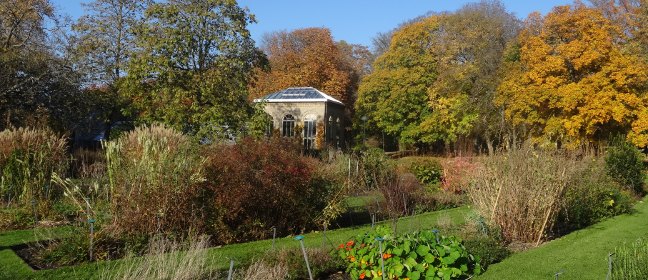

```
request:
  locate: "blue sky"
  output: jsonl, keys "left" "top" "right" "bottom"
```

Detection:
{"left": 51, "top": 0, "right": 575, "bottom": 48}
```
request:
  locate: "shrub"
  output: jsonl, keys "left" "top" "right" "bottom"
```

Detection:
{"left": 409, "top": 158, "right": 443, "bottom": 188}
{"left": 360, "top": 148, "right": 395, "bottom": 190}
{"left": 38, "top": 228, "right": 92, "bottom": 266}
{"left": 462, "top": 236, "right": 510, "bottom": 270}
{"left": 0, "top": 207, "right": 34, "bottom": 230}
{"left": 605, "top": 138, "right": 645, "bottom": 195}
{"left": 336, "top": 226, "right": 481, "bottom": 280}
{"left": 0, "top": 127, "right": 67, "bottom": 209}
{"left": 377, "top": 172, "right": 465, "bottom": 219}
{"left": 469, "top": 148, "right": 635, "bottom": 245}
{"left": 202, "top": 136, "right": 340, "bottom": 243}
{"left": 556, "top": 158, "right": 633, "bottom": 234}
{"left": 104, "top": 124, "right": 206, "bottom": 236}
{"left": 377, "top": 173, "right": 420, "bottom": 219}
{"left": 412, "top": 190, "right": 467, "bottom": 214}
{"left": 440, "top": 157, "right": 477, "bottom": 193}
{"left": 51, "top": 201, "right": 80, "bottom": 222}
{"left": 468, "top": 148, "right": 578, "bottom": 244}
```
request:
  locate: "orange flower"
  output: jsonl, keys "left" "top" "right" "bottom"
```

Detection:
{"left": 382, "top": 253, "right": 392, "bottom": 259}
{"left": 337, "top": 243, "right": 344, "bottom": 249}
{"left": 349, "top": 256, "right": 356, "bottom": 262}
{"left": 346, "top": 240, "right": 355, "bottom": 247}
{"left": 359, "top": 272, "right": 366, "bottom": 279}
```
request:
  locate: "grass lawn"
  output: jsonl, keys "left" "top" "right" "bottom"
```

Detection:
{"left": 0, "top": 226, "right": 72, "bottom": 247}
{"left": 343, "top": 191, "right": 383, "bottom": 209}
{"left": 478, "top": 198, "right": 648, "bottom": 280}
{"left": 0, "top": 206, "right": 472, "bottom": 279}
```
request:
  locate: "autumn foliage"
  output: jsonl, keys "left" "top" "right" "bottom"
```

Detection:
{"left": 497, "top": 4, "right": 648, "bottom": 148}
{"left": 250, "top": 28, "right": 358, "bottom": 104}
{"left": 202, "top": 136, "right": 338, "bottom": 243}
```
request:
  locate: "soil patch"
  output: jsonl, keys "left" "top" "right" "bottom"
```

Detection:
{"left": 12, "top": 240, "right": 59, "bottom": 270}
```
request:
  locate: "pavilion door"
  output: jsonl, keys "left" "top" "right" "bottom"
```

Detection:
{"left": 303, "top": 120, "right": 316, "bottom": 150}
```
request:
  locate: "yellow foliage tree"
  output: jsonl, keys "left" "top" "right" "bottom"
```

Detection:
{"left": 497, "top": 4, "right": 648, "bottom": 148}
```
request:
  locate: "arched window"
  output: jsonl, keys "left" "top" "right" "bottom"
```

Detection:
{"left": 282, "top": 114, "right": 295, "bottom": 137}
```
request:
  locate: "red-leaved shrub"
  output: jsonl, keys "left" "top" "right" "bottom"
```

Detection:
{"left": 440, "top": 157, "right": 478, "bottom": 193}
{"left": 202, "top": 137, "right": 337, "bottom": 243}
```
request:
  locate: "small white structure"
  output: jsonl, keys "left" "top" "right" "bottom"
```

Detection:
{"left": 254, "top": 87, "right": 345, "bottom": 149}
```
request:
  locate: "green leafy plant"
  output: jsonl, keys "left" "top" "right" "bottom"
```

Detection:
{"left": 605, "top": 137, "right": 645, "bottom": 195}
{"left": 360, "top": 148, "right": 396, "bottom": 190}
{"left": 0, "top": 207, "right": 34, "bottom": 230}
{"left": 556, "top": 158, "right": 634, "bottom": 234}
{"left": 410, "top": 158, "right": 443, "bottom": 188}
{"left": 462, "top": 236, "right": 509, "bottom": 270}
{"left": 336, "top": 226, "right": 481, "bottom": 280}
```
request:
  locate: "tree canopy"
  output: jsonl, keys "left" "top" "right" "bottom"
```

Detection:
{"left": 121, "top": 0, "right": 264, "bottom": 138}
{"left": 497, "top": 4, "right": 648, "bottom": 148}
{"left": 4, "top": 0, "right": 648, "bottom": 151}
{"left": 356, "top": 1, "right": 518, "bottom": 151}
{"left": 0, "top": 0, "right": 90, "bottom": 132}
{"left": 249, "top": 27, "right": 360, "bottom": 105}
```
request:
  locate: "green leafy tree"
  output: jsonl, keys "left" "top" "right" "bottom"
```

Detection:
{"left": 357, "top": 1, "right": 518, "bottom": 151}
{"left": 72, "top": 0, "right": 145, "bottom": 84}
{"left": 121, "top": 0, "right": 264, "bottom": 138}
{"left": 423, "top": 1, "right": 519, "bottom": 154}
{"left": 71, "top": 0, "right": 147, "bottom": 140}
{"left": 356, "top": 16, "right": 441, "bottom": 148}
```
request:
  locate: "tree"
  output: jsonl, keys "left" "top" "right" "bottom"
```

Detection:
{"left": 357, "top": 1, "right": 518, "bottom": 152}
{"left": 497, "top": 4, "right": 648, "bottom": 148}
{"left": 336, "top": 40, "right": 374, "bottom": 106}
{"left": 0, "top": 0, "right": 88, "bottom": 133}
{"left": 370, "top": 11, "right": 436, "bottom": 58}
{"left": 71, "top": 0, "right": 146, "bottom": 140}
{"left": 121, "top": 0, "right": 264, "bottom": 138}
{"left": 424, "top": 0, "right": 519, "bottom": 154}
{"left": 355, "top": 16, "right": 441, "bottom": 147}
{"left": 72, "top": 0, "right": 145, "bottom": 84}
{"left": 249, "top": 28, "right": 357, "bottom": 105}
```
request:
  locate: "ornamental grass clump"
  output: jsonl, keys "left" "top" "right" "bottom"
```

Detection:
{"left": 336, "top": 226, "right": 481, "bottom": 280}
{"left": 0, "top": 127, "right": 67, "bottom": 211}
{"left": 612, "top": 238, "right": 648, "bottom": 280}
{"left": 101, "top": 235, "right": 215, "bottom": 280}
{"left": 105, "top": 124, "right": 206, "bottom": 236}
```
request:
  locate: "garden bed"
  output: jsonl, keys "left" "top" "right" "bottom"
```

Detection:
{"left": 12, "top": 240, "right": 58, "bottom": 270}
{"left": 0, "top": 206, "right": 471, "bottom": 279}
